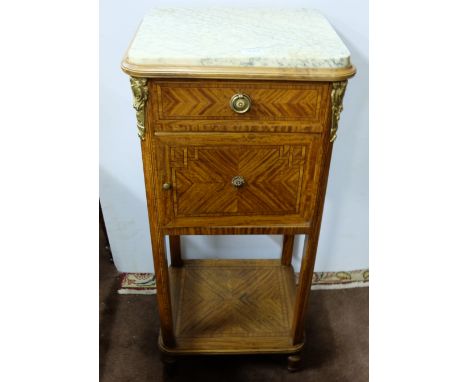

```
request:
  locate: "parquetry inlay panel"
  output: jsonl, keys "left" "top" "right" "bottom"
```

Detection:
{"left": 157, "top": 82, "right": 328, "bottom": 121}
{"left": 168, "top": 145, "right": 307, "bottom": 217}
{"left": 174, "top": 263, "right": 295, "bottom": 338}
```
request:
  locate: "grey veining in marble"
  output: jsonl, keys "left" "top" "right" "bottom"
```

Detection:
{"left": 127, "top": 8, "right": 351, "bottom": 69}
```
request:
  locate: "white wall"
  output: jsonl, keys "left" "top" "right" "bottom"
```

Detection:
{"left": 99, "top": 0, "right": 368, "bottom": 272}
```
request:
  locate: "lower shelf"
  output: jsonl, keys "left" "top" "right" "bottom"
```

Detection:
{"left": 161, "top": 259, "right": 303, "bottom": 355}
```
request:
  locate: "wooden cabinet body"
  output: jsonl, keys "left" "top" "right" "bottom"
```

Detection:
{"left": 122, "top": 8, "right": 355, "bottom": 371}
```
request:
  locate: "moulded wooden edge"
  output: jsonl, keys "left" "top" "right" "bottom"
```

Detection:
{"left": 160, "top": 226, "right": 311, "bottom": 235}
{"left": 158, "top": 333, "right": 305, "bottom": 356}
{"left": 121, "top": 57, "right": 356, "bottom": 82}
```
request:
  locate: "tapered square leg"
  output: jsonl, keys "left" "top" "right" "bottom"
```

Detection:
{"left": 151, "top": 229, "right": 175, "bottom": 347}
{"left": 291, "top": 234, "right": 319, "bottom": 344}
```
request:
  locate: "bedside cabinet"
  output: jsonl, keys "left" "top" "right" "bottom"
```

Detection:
{"left": 121, "top": 8, "right": 355, "bottom": 371}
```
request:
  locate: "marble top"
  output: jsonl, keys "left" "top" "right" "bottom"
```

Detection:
{"left": 126, "top": 8, "right": 351, "bottom": 69}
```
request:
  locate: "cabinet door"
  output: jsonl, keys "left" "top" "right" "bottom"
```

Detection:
{"left": 153, "top": 133, "right": 324, "bottom": 228}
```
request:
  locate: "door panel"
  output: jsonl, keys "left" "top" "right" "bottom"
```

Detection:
{"left": 154, "top": 133, "right": 323, "bottom": 227}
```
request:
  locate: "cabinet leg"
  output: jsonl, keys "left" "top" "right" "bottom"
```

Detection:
{"left": 291, "top": 234, "right": 319, "bottom": 343}
{"left": 287, "top": 353, "right": 302, "bottom": 372}
{"left": 291, "top": 131, "right": 334, "bottom": 344}
{"left": 152, "top": 230, "right": 175, "bottom": 347}
{"left": 169, "top": 235, "right": 183, "bottom": 267}
{"left": 281, "top": 235, "right": 295, "bottom": 265}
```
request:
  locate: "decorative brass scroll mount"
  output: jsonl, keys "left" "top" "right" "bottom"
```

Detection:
{"left": 130, "top": 77, "right": 148, "bottom": 140}
{"left": 330, "top": 81, "right": 348, "bottom": 143}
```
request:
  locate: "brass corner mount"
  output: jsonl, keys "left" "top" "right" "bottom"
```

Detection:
{"left": 330, "top": 81, "right": 348, "bottom": 143}
{"left": 130, "top": 77, "right": 148, "bottom": 140}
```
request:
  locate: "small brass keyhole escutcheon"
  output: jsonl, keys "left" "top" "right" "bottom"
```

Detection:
{"left": 162, "top": 182, "right": 172, "bottom": 190}
{"left": 230, "top": 94, "right": 251, "bottom": 114}
{"left": 231, "top": 176, "right": 246, "bottom": 188}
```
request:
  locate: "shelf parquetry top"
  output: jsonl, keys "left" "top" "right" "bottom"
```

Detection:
{"left": 122, "top": 8, "right": 355, "bottom": 81}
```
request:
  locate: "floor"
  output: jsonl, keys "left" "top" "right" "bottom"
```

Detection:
{"left": 100, "top": 229, "right": 368, "bottom": 382}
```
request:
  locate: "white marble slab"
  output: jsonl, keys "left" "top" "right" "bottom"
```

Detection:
{"left": 127, "top": 8, "right": 351, "bottom": 69}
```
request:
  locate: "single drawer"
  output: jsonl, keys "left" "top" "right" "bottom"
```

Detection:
{"left": 153, "top": 80, "right": 330, "bottom": 124}
{"left": 153, "top": 133, "right": 325, "bottom": 227}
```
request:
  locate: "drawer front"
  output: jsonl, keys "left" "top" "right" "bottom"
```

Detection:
{"left": 153, "top": 133, "right": 324, "bottom": 227}
{"left": 153, "top": 81, "right": 330, "bottom": 125}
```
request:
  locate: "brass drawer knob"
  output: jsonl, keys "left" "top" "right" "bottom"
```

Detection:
{"left": 162, "top": 182, "right": 172, "bottom": 190}
{"left": 230, "top": 94, "right": 251, "bottom": 114}
{"left": 231, "top": 176, "right": 246, "bottom": 188}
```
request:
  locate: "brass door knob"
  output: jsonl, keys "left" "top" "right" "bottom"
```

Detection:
{"left": 162, "top": 182, "right": 172, "bottom": 190}
{"left": 231, "top": 176, "right": 246, "bottom": 188}
{"left": 230, "top": 94, "right": 251, "bottom": 114}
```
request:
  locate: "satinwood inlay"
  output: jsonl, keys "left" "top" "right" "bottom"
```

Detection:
{"left": 169, "top": 145, "right": 306, "bottom": 216}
